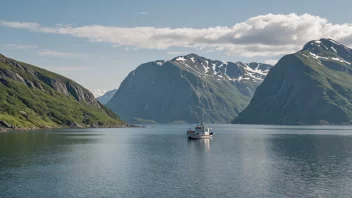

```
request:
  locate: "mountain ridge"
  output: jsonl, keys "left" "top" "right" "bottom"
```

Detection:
{"left": 107, "top": 53, "right": 272, "bottom": 123}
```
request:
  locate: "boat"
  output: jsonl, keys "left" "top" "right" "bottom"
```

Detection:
{"left": 186, "top": 122, "right": 213, "bottom": 139}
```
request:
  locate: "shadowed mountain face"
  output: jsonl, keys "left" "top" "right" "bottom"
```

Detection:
{"left": 107, "top": 54, "right": 272, "bottom": 123}
{"left": 233, "top": 38, "right": 352, "bottom": 125}
{"left": 97, "top": 89, "right": 117, "bottom": 104}
{"left": 0, "top": 54, "right": 123, "bottom": 129}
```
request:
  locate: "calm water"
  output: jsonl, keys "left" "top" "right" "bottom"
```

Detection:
{"left": 1, "top": 124, "right": 352, "bottom": 197}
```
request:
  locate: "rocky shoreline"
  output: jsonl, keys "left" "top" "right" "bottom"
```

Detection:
{"left": 0, "top": 124, "right": 138, "bottom": 133}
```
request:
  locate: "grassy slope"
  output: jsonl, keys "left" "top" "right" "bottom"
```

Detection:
{"left": 197, "top": 76, "right": 250, "bottom": 121}
{"left": 298, "top": 52, "right": 352, "bottom": 122}
{"left": 0, "top": 56, "right": 123, "bottom": 128}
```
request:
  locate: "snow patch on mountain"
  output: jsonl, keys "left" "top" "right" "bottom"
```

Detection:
{"left": 155, "top": 61, "right": 164, "bottom": 66}
{"left": 331, "top": 57, "right": 351, "bottom": 65}
{"left": 170, "top": 54, "right": 272, "bottom": 83}
{"left": 176, "top": 56, "right": 186, "bottom": 62}
{"left": 328, "top": 39, "right": 340, "bottom": 45}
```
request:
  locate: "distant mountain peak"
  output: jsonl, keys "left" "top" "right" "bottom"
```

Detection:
{"left": 97, "top": 89, "right": 117, "bottom": 105}
{"left": 137, "top": 54, "right": 273, "bottom": 84}
{"left": 154, "top": 60, "right": 166, "bottom": 66}
{"left": 172, "top": 53, "right": 205, "bottom": 62}
{"left": 300, "top": 38, "right": 352, "bottom": 65}
{"left": 303, "top": 38, "right": 349, "bottom": 52}
{"left": 184, "top": 53, "right": 202, "bottom": 59}
{"left": 169, "top": 55, "right": 272, "bottom": 83}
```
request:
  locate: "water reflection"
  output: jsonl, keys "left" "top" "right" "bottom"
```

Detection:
{"left": 187, "top": 139, "right": 212, "bottom": 152}
{"left": 0, "top": 131, "right": 100, "bottom": 190}
{"left": 268, "top": 134, "right": 352, "bottom": 197}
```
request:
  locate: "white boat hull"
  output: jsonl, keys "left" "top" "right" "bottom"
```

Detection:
{"left": 188, "top": 134, "right": 213, "bottom": 139}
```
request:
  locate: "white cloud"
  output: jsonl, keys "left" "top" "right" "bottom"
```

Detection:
{"left": 4, "top": 44, "right": 38, "bottom": 50}
{"left": 37, "top": 49, "right": 83, "bottom": 57}
{"left": 124, "top": 47, "right": 139, "bottom": 51}
{"left": 3, "top": 43, "right": 84, "bottom": 58}
{"left": 137, "top": 12, "right": 148, "bottom": 16}
{"left": 167, "top": 51, "right": 189, "bottom": 55}
{"left": 264, "top": 59, "right": 278, "bottom": 65}
{"left": 1, "top": 13, "right": 352, "bottom": 57}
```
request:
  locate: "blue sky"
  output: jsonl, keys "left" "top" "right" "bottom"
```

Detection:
{"left": 1, "top": 0, "right": 352, "bottom": 96}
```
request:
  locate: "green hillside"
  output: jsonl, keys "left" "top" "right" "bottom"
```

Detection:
{"left": 0, "top": 53, "right": 124, "bottom": 129}
{"left": 233, "top": 39, "right": 352, "bottom": 125}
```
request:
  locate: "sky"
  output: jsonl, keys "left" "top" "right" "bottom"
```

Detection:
{"left": 1, "top": 0, "right": 352, "bottom": 96}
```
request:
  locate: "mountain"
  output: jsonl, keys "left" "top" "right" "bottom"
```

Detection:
{"left": 233, "top": 38, "right": 352, "bottom": 125}
{"left": 106, "top": 54, "right": 272, "bottom": 123}
{"left": 91, "top": 89, "right": 108, "bottom": 98}
{"left": 97, "top": 89, "right": 117, "bottom": 104}
{"left": 0, "top": 53, "right": 124, "bottom": 130}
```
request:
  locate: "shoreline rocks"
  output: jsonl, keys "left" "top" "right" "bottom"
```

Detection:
{"left": 0, "top": 120, "right": 14, "bottom": 129}
{"left": 0, "top": 124, "right": 135, "bottom": 133}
